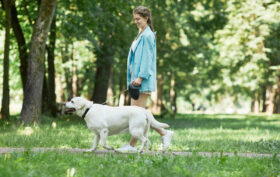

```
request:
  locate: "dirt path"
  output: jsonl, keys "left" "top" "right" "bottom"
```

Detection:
{"left": 0, "top": 147, "right": 278, "bottom": 158}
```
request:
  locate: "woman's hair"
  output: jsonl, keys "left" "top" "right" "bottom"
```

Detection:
{"left": 133, "top": 6, "right": 154, "bottom": 31}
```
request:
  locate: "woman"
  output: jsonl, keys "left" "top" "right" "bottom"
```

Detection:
{"left": 117, "top": 6, "right": 174, "bottom": 152}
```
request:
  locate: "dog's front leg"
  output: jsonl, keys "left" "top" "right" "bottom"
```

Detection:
{"left": 100, "top": 129, "right": 114, "bottom": 151}
{"left": 86, "top": 134, "right": 100, "bottom": 152}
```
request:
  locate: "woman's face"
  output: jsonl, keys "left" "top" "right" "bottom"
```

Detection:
{"left": 133, "top": 13, "right": 148, "bottom": 31}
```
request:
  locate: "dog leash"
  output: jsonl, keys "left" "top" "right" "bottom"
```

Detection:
{"left": 101, "top": 90, "right": 129, "bottom": 105}
{"left": 82, "top": 89, "right": 130, "bottom": 118}
{"left": 82, "top": 89, "right": 131, "bottom": 119}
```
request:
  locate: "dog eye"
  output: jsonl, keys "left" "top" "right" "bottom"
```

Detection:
{"left": 71, "top": 101, "right": 74, "bottom": 103}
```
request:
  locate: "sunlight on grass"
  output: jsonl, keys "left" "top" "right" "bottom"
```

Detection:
{"left": 52, "top": 122, "right": 57, "bottom": 129}
{"left": 66, "top": 168, "right": 75, "bottom": 177}
{"left": 1, "top": 114, "right": 280, "bottom": 153}
{"left": 17, "top": 127, "right": 34, "bottom": 136}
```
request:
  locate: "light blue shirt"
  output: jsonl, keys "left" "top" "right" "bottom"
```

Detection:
{"left": 127, "top": 26, "right": 157, "bottom": 92}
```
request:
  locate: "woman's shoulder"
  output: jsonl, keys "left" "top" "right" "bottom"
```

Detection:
{"left": 142, "top": 28, "right": 155, "bottom": 39}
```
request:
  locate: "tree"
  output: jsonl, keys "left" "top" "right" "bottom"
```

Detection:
{"left": 20, "top": 0, "right": 56, "bottom": 123}
{"left": 69, "top": 0, "right": 134, "bottom": 103}
{"left": 214, "top": 0, "right": 280, "bottom": 113}
{"left": 1, "top": 0, "right": 14, "bottom": 121}
{"left": 10, "top": 2, "right": 28, "bottom": 91}
{"left": 265, "top": 22, "right": 280, "bottom": 113}
{"left": 90, "top": 1, "right": 129, "bottom": 104}
{"left": 46, "top": 13, "right": 57, "bottom": 116}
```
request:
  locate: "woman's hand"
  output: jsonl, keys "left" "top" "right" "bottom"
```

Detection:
{"left": 132, "top": 77, "right": 143, "bottom": 86}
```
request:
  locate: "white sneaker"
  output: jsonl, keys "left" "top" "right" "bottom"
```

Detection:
{"left": 162, "top": 130, "right": 174, "bottom": 152}
{"left": 116, "top": 144, "right": 137, "bottom": 153}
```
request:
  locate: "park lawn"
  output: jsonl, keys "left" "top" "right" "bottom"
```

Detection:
{"left": 0, "top": 113, "right": 280, "bottom": 176}
{"left": 0, "top": 151, "right": 279, "bottom": 177}
{"left": 0, "top": 113, "right": 279, "bottom": 153}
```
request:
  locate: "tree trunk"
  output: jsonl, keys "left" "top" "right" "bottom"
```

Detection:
{"left": 273, "top": 75, "right": 280, "bottom": 113}
{"left": 92, "top": 46, "right": 114, "bottom": 104}
{"left": 46, "top": 13, "right": 57, "bottom": 116}
{"left": 124, "top": 91, "right": 131, "bottom": 106}
{"left": 150, "top": 74, "right": 163, "bottom": 114}
{"left": 251, "top": 91, "right": 259, "bottom": 113}
{"left": 20, "top": 0, "right": 56, "bottom": 124}
{"left": 55, "top": 73, "right": 64, "bottom": 103}
{"left": 10, "top": 3, "right": 28, "bottom": 90}
{"left": 62, "top": 43, "right": 73, "bottom": 100}
{"left": 106, "top": 68, "right": 114, "bottom": 105}
{"left": 265, "top": 86, "right": 275, "bottom": 114}
{"left": 261, "top": 85, "right": 266, "bottom": 112}
{"left": 42, "top": 74, "right": 49, "bottom": 113}
{"left": 1, "top": 0, "right": 12, "bottom": 120}
{"left": 71, "top": 45, "right": 78, "bottom": 97}
{"left": 72, "top": 62, "right": 78, "bottom": 97}
{"left": 118, "top": 66, "right": 125, "bottom": 106}
{"left": 170, "top": 72, "right": 177, "bottom": 115}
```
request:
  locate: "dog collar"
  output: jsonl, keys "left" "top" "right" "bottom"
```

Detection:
{"left": 82, "top": 107, "right": 90, "bottom": 119}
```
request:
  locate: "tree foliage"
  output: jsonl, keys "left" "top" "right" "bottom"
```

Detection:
{"left": 0, "top": 0, "right": 280, "bottom": 119}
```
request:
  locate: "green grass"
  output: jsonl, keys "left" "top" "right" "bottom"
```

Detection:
{"left": 1, "top": 113, "right": 279, "bottom": 153}
{"left": 164, "top": 114, "right": 280, "bottom": 153}
{"left": 0, "top": 113, "right": 280, "bottom": 176}
{"left": 0, "top": 151, "right": 279, "bottom": 177}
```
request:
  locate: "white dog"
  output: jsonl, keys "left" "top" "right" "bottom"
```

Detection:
{"left": 64, "top": 97, "right": 169, "bottom": 153}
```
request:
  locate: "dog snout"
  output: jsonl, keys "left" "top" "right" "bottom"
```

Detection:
{"left": 63, "top": 102, "right": 69, "bottom": 108}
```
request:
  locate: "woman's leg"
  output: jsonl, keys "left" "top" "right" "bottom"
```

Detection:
{"left": 131, "top": 93, "right": 149, "bottom": 108}
{"left": 153, "top": 126, "right": 174, "bottom": 151}
{"left": 152, "top": 126, "right": 166, "bottom": 136}
{"left": 118, "top": 93, "right": 174, "bottom": 152}
{"left": 129, "top": 93, "right": 149, "bottom": 146}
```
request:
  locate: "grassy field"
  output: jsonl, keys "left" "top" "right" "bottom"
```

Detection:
{"left": 1, "top": 151, "right": 279, "bottom": 177}
{"left": 0, "top": 113, "right": 280, "bottom": 176}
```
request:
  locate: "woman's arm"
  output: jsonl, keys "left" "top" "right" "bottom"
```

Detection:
{"left": 137, "top": 33, "right": 155, "bottom": 80}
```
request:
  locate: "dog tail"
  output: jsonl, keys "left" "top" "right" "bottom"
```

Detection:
{"left": 146, "top": 110, "right": 169, "bottom": 129}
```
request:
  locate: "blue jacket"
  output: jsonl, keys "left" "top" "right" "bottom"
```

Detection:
{"left": 127, "top": 26, "right": 156, "bottom": 92}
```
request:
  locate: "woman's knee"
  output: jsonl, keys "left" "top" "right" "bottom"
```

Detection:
{"left": 131, "top": 93, "right": 148, "bottom": 108}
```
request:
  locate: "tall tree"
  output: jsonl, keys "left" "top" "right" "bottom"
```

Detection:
{"left": 90, "top": 1, "right": 117, "bottom": 104}
{"left": 20, "top": 0, "right": 56, "bottom": 123}
{"left": 265, "top": 23, "right": 280, "bottom": 113}
{"left": 215, "top": 0, "right": 280, "bottom": 113}
{"left": 92, "top": 44, "right": 114, "bottom": 103}
{"left": 46, "top": 13, "right": 57, "bottom": 116}
{"left": 10, "top": 3, "right": 28, "bottom": 91}
{"left": 1, "top": 0, "right": 14, "bottom": 120}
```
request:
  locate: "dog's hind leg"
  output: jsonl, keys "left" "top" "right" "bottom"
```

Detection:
{"left": 130, "top": 128, "right": 148, "bottom": 153}
{"left": 144, "top": 120, "right": 151, "bottom": 151}
{"left": 137, "top": 136, "right": 148, "bottom": 153}
{"left": 145, "top": 139, "right": 151, "bottom": 151}
{"left": 100, "top": 128, "right": 114, "bottom": 150}
{"left": 144, "top": 122, "right": 151, "bottom": 151}
{"left": 86, "top": 134, "right": 100, "bottom": 152}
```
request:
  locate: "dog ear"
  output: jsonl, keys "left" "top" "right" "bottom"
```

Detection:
{"left": 75, "top": 98, "right": 86, "bottom": 110}
{"left": 77, "top": 104, "right": 86, "bottom": 110}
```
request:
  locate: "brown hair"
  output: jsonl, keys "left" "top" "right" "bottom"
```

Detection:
{"left": 133, "top": 6, "right": 154, "bottom": 31}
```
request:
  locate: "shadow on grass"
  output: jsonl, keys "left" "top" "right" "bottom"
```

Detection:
{"left": 156, "top": 114, "right": 280, "bottom": 130}
{"left": 173, "top": 138, "right": 280, "bottom": 153}
{"left": 2, "top": 113, "right": 280, "bottom": 132}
